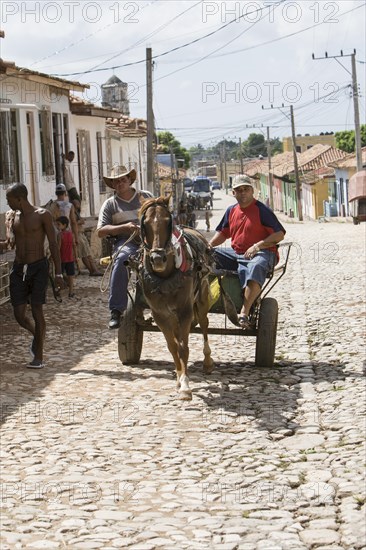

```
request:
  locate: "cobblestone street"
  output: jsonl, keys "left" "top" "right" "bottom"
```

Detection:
{"left": 1, "top": 192, "right": 365, "bottom": 549}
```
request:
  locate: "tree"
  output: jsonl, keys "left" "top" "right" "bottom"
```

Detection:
{"left": 335, "top": 125, "right": 366, "bottom": 153}
{"left": 157, "top": 131, "right": 190, "bottom": 168}
{"left": 243, "top": 133, "right": 267, "bottom": 157}
{"left": 270, "top": 137, "right": 283, "bottom": 155}
{"left": 189, "top": 143, "right": 205, "bottom": 155}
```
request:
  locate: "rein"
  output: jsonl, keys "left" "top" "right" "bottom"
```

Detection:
{"left": 100, "top": 229, "right": 139, "bottom": 293}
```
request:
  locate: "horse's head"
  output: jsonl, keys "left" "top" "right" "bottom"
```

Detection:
{"left": 139, "top": 196, "right": 173, "bottom": 273}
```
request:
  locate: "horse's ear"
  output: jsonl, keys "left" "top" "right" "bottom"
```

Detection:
{"left": 138, "top": 192, "right": 148, "bottom": 206}
{"left": 163, "top": 194, "right": 172, "bottom": 208}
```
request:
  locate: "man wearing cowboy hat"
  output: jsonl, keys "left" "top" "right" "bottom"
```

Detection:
{"left": 209, "top": 174, "right": 285, "bottom": 329}
{"left": 97, "top": 166, "right": 152, "bottom": 328}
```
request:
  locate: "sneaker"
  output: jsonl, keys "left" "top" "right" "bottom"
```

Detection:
{"left": 109, "top": 309, "right": 122, "bottom": 329}
{"left": 27, "top": 360, "right": 45, "bottom": 369}
{"left": 238, "top": 314, "right": 251, "bottom": 329}
{"left": 29, "top": 337, "right": 36, "bottom": 360}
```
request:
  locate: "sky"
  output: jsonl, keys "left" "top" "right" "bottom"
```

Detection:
{"left": 1, "top": 0, "right": 365, "bottom": 149}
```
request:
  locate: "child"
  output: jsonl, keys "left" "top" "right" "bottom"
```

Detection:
{"left": 56, "top": 216, "right": 76, "bottom": 298}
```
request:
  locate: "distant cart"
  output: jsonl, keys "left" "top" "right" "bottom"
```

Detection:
{"left": 190, "top": 177, "right": 213, "bottom": 210}
{"left": 348, "top": 170, "right": 366, "bottom": 225}
{"left": 118, "top": 243, "right": 292, "bottom": 369}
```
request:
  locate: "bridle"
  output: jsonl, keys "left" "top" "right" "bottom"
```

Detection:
{"left": 140, "top": 202, "right": 174, "bottom": 256}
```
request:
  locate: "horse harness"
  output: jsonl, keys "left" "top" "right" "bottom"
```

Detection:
{"left": 138, "top": 202, "right": 212, "bottom": 296}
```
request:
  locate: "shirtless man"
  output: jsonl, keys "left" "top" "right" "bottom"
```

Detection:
{"left": 6, "top": 183, "right": 63, "bottom": 368}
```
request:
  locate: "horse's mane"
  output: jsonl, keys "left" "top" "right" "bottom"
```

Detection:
{"left": 138, "top": 195, "right": 170, "bottom": 218}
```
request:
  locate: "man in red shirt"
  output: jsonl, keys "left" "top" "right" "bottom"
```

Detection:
{"left": 209, "top": 175, "right": 285, "bottom": 328}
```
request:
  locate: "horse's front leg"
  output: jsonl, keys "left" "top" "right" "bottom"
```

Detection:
{"left": 166, "top": 334, "right": 191, "bottom": 400}
{"left": 195, "top": 281, "right": 215, "bottom": 374}
{"left": 153, "top": 314, "right": 192, "bottom": 400}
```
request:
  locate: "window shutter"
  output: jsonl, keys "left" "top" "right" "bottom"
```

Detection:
{"left": 40, "top": 109, "right": 54, "bottom": 176}
{"left": 0, "top": 110, "right": 15, "bottom": 183}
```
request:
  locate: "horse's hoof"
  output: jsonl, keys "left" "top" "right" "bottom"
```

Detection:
{"left": 204, "top": 362, "right": 215, "bottom": 374}
{"left": 179, "top": 391, "right": 192, "bottom": 401}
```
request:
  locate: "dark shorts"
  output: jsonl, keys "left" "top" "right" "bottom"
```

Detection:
{"left": 62, "top": 261, "right": 75, "bottom": 276}
{"left": 10, "top": 258, "right": 49, "bottom": 307}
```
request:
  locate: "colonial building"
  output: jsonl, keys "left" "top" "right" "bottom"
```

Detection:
{"left": 0, "top": 58, "right": 147, "bottom": 237}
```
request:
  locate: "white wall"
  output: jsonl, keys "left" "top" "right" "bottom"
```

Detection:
{"left": 0, "top": 75, "right": 71, "bottom": 212}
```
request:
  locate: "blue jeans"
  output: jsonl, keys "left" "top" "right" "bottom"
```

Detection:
{"left": 109, "top": 240, "right": 139, "bottom": 312}
{"left": 213, "top": 247, "right": 276, "bottom": 289}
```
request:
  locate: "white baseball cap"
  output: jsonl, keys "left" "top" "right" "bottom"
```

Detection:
{"left": 232, "top": 175, "right": 255, "bottom": 189}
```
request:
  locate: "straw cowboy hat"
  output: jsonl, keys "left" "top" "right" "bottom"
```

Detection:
{"left": 103, "top": 165, "right": 137, "bottom": 188}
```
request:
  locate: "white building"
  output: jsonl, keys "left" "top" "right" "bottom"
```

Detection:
{"left": 0, "top": 58, "right": 147, "bottom": 237}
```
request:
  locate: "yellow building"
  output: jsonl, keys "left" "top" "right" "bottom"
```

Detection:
{"left": 283, "top": 134, "right": 336, "bottom": 154}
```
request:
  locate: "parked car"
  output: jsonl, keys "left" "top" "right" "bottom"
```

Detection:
{"left": 211, "top": 181, "right": 221, "bottom": 190}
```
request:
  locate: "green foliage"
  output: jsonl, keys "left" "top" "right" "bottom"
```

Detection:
{"left": 270, "top": 137, "right": 283, "bottom": 155}
{"left": 335, "top": 125, "right": 366, "bottom": 153}
{"left": 157, "top": 131, "right": 190, "bottom": 168}
{"left": 243, "top": 133, "right": 267, "bottom": 157}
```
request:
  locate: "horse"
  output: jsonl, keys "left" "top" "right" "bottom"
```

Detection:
{"left": 137, "top": 196, "right": 214, "bottom": 400}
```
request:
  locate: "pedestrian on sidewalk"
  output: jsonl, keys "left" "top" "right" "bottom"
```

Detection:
{"left": 97, "top": 166, "right": 152, "bottom": 329}
{"left": 205, "top": 208, "right": 212, "bottom": 232}
{"left": 6, "top": 183, "right": 64, "bottom": 368}
{"left": 56, "top": 216, "right": 77, "bottom": 299}
{"left": 209, "top": 175, "right": 285, "bottom": 329}
{"left": 62, "top": 151, "right": 81, "bottom": 203}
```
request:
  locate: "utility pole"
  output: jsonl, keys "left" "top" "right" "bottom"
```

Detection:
{"left": 262, "top": 105, "right": 303, "bottom": 220}
{"left": 146, "top": 47, "right": 155, "bottom": 195}
{"left": 312, "top": 49, "right": 362, "bottom": 171}
{"left": 223, "top": 139, "right": 227, "bottom": 194}
{"left": 239, "top": 137, "right": 244, "bottom": 173}
{"left": 290, "top": 105, "right": 303, "bottom": 221}
{"left": 219, "top": 144, "right": 224, "bottom": 190}
{"left": 266, "top": 126, "right": 274, "bottom": 210}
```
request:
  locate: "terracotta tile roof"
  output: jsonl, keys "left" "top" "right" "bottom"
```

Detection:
{"left": 70, "top": 95, "right": 118, "bottom": 117}
{"left": 301, "top": 166, "right": 335, "bottom": 185}
{"left": 327, "top": 147, "right": 366, "bottom": 169}
{"left": 240, "top": 152, "right": 294, "bottom": 177}
{"left": 157, "top": 163, "right": 186, "bottom": 178}
{"left": 272, "top": 145, "right": 347, "bottom": 178}
{"left": 106, "top": 115, "right": 147, "bottom": 137}
{"left": 0, "top": 60, "right": 87, "bottom": 91}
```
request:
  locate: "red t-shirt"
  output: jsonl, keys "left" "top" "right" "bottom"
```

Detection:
{"left": 60, "top": 230, "right": 74, "bottom": 263}
{"left": 216, "top": 199, "right": 285, "bottom": 255}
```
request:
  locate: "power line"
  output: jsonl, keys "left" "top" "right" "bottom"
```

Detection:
{"left": 152, "top": 2, "right": 365, "bottom": 84}
{"left": 54, "top": 1, "right": 284, "bottom": 77}
{"left": 31, "top": 0, "right": 160, "bottom": 68}
{"left": 86, "top": 0, "right": 203, "bottom": 73}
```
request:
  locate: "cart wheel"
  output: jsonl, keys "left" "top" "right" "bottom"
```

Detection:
{"left": 118, "top": 295, "right": 143, "bottom": 365}
{"left": 255, "top": 297, "right": 278, "bottom": 368}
